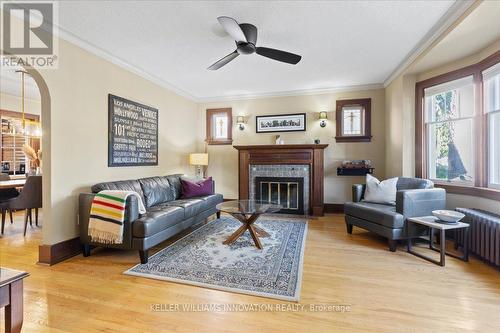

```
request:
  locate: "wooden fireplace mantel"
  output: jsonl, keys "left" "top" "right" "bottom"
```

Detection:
{"left": 233, "top": 144, "right": 329, "bottom": 216}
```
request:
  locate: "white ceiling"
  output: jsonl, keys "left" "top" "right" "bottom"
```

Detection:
{"left": 2, "top": 1, "right": 462, "bottom": 101}
{"left": 54, "top": 1, "right": 460, "bottom": 101}
{"left": 0, "top": 66, "right": 41, "bottom": 101}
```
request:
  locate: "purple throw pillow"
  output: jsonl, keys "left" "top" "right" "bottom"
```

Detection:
{"left": 181, "top": 177, "right": 214, "bottom": 198}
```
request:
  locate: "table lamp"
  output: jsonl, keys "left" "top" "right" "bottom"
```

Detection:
{"left": 189, "top": 153, "right": 209, "bottom": 178}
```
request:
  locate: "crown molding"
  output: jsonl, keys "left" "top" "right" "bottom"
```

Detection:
{"left": 54, "top": 27, "right": 198, "bottom": 102}
{"left": 383, "top": 0, "right": 477, "bottom": 87}
{"left": 197, "top": 83, "right": 384, "bottom": 103}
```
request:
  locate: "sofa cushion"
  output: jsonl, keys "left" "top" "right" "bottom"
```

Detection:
{"left": 165, "top": 199, "right": 206, "bottom": 219}
{"left": 181, "top": 177, "right": 214, "bottom": 198}
{"left": 344, "top": 202, "right": 404, "bottom": 229}
{"left": 139, "top": 176, "right": 175, "bottom": 207}
{"left": 91, "top": 179, "right": 145, "bottom": 202}
{"left": 364, "top": 174, "right": 398, "bottom": 205}
{"left": 132, "top": 205, "right": 184, "bottom": 237}
{"left": 193, "top": 193, "right": 223, "bottom": 208}
{"left": 166, "top": 174, "right": 183, "bottom": 200}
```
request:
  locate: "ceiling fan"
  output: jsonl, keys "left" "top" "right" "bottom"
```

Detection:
{"left": 208, "top": 16, "right": 302, "bottom": 70}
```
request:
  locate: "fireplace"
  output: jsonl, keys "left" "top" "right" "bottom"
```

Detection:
{"left": 234, "top": 144, "right": 328, "bottom": 216}
{"left": 255, "top": 177, "right": 304, "bottom": 215}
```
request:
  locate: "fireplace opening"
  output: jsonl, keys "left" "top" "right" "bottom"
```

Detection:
{"left": 255, "top": 177, "right": 304, "bottom": 215}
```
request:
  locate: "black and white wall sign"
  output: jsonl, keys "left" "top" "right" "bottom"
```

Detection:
{"left": 108, "top": 94, "right": 158, "bottom": 166}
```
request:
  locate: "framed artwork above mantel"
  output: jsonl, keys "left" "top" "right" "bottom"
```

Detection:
{"left": 256, "top": 113, "right": 306, "bottom": 133}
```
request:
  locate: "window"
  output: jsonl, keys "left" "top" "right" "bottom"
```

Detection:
{"left": 484, "top": 63, "right": 500, "bottom": 189}
{"left": 206, "top": 108, "right": 232, "bottom": 145}
{"left": 424, "top": 76, "right": 475, "bottom": 185}
{"left": 335, "top": 98, "right": 371, "bottom": 142}
{"left": 415, "top": 51, "right": 500, "bottom": 201}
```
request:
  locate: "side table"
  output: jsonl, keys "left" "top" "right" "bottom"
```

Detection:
{"left": 0, "top": 267, "right": 29, "bottom": 333}
{"left": 407, "top": 216, "right": 469, "bottom": 267}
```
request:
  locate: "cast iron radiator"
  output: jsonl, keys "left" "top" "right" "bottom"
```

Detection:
{"left": 455, "top": 208, "right": 500, "bottom": 267}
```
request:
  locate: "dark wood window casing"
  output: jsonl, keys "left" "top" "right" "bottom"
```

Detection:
{"left": 335, "top": 98, "right": 372, "bottom": 142}
{"left": 415, "top": 50, "right": 500, "bottom": 201}
{"left": 206, "top": 108, "right": 233, "bottom": 145}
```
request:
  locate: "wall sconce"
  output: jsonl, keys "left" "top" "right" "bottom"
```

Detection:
{"left": 319, "top": 111, "right": 328, "bottom": 128}
{"left": 236, "top": 115, "right": 246, "bottom": 130}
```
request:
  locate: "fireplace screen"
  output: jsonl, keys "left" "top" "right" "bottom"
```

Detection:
{"left": 255, "top": 177, "right": 304, "bottom": 215}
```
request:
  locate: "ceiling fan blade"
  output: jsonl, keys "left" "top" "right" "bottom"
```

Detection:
{"left": 217, "top": 16, "right": 247, "bottom": 43}
{"left": 256, "top": 47, "right": 301, "bottom": 65}
{"left": 239, "top": 23, "right": 257, "bottom": 45}
{"left": 207, "top": 51, "right": 239, "bottom": 70}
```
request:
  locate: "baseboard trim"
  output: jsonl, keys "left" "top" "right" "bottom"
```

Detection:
{"left": 324, "top": 203, "right": 344, "bottom": 214}
{"left": 38, "top": 237, "right": 81, "bottom": 265}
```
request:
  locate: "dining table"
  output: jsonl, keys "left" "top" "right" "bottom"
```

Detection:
{"left": 0, "top": 179, "right": 26, "bottom": 189}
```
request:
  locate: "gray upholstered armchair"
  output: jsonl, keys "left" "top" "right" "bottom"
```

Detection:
{"left": 344, "top": 177, "right": 446, "bottom": 252}
{"left": 0, "top": 175, "right": 42, "bottom": 236}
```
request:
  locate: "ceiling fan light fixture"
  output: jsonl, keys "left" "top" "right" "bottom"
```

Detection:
{"left": 208, "top": 16, "right": 301, "bottom": 70}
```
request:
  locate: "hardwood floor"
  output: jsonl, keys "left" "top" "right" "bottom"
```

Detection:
{"left": 0, "top": 212, "right": 499, "bottom": 332}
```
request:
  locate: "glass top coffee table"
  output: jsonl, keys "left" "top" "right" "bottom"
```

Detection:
{"left": 216, "top": 200, "right": 282, "bottom": 249}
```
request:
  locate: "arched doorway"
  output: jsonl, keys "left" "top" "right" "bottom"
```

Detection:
{"left": 0, "top": 60, "right": 51, "bottom": 256}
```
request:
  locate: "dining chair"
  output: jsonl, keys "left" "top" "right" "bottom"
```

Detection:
{"left": 0, "top": 176, "right": 42, "bottom": 236}
{"left": 0, "top": 173, "right": 19, "bottom": 225}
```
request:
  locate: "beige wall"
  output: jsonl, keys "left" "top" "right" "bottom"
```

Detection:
{"left": 37, "top": 39, "right": 199, "bottom": 244}
{"left": 0, "top": 93, "right": 41, "bottom": 115}
{"left": 384, "top": 76, "right": 403, "bottom": 178}
{"left": 199, "top": 88, "right": 386, "bottom": 204}
{"left": 385, "top": 40, "right": 500, "bottom": 214}
{"left": 384, "top": 74, "right": 416, "bottom": 178}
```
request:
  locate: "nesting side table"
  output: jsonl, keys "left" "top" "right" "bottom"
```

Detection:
{"left": 407, "top": 216, "right": 469, "bottom": 267}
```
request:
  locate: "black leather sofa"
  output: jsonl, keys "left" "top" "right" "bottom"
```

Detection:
{"left": 79, "top": 174, "right": 222, "bottom": 263}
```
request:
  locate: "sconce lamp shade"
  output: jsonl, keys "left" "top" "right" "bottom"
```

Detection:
{"left": 189, "top": 153, "right": 209, "bottom": 166}
{"left": 319, "top": 111, "right": 328, "bottom": 120}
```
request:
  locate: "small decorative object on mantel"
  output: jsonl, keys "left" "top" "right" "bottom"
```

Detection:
{"left": 275, "top": 135, "right": 284, "bottom": 145}
{"left": 256, "top": 113, "right": 306, "bottom": 133}
{"left": 314, "top": 139, "right": 320, "bottom": 144}
{"left": 337, "top": 159, "right": 374, "bottom": 176}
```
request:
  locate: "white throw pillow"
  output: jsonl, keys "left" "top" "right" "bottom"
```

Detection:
{"left": 363, "top": 174, "right": 398, "bottom": 205}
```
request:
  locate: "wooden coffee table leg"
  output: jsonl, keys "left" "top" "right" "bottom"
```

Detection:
{"left": 252, "top": 225, "right": 270, "bottom": 237}
{"left": 224, "top": 213, "right": 267, "bottom": 248}
{"left": 223, "top": 224, "right": 248, "bottom": 245}
{"left": 248, "top": 225, "right": 263, "bottom": 249}
{"left": 5, "top": 280, "right": 23, "bottom": 333}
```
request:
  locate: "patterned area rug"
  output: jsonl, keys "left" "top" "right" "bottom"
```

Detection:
{"left": 124, "top": 216, "right": 308, "bottom": 301}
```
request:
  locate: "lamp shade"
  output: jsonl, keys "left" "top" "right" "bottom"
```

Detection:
{"left": 319, "top": 111, "right": 328, "bottom": 120}
{"left": 189, "top": 153, "right": 209, "bottom": 166}
{"left": 236, "top": 116, "right": 245, "bottom": 124}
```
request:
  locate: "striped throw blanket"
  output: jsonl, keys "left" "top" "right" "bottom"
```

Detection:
{"left": 88, "top": 190, "right": 146, "bottom": 244}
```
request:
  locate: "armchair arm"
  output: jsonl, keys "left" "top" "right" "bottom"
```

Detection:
{"left": 352, "top": 184, "right": 366, "bottom": 202}
{"left": 396, "top": 188, "right": 446, "bottom": 218}
{"left": 79, "top": 193, "right": 140, "bottom": 247}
